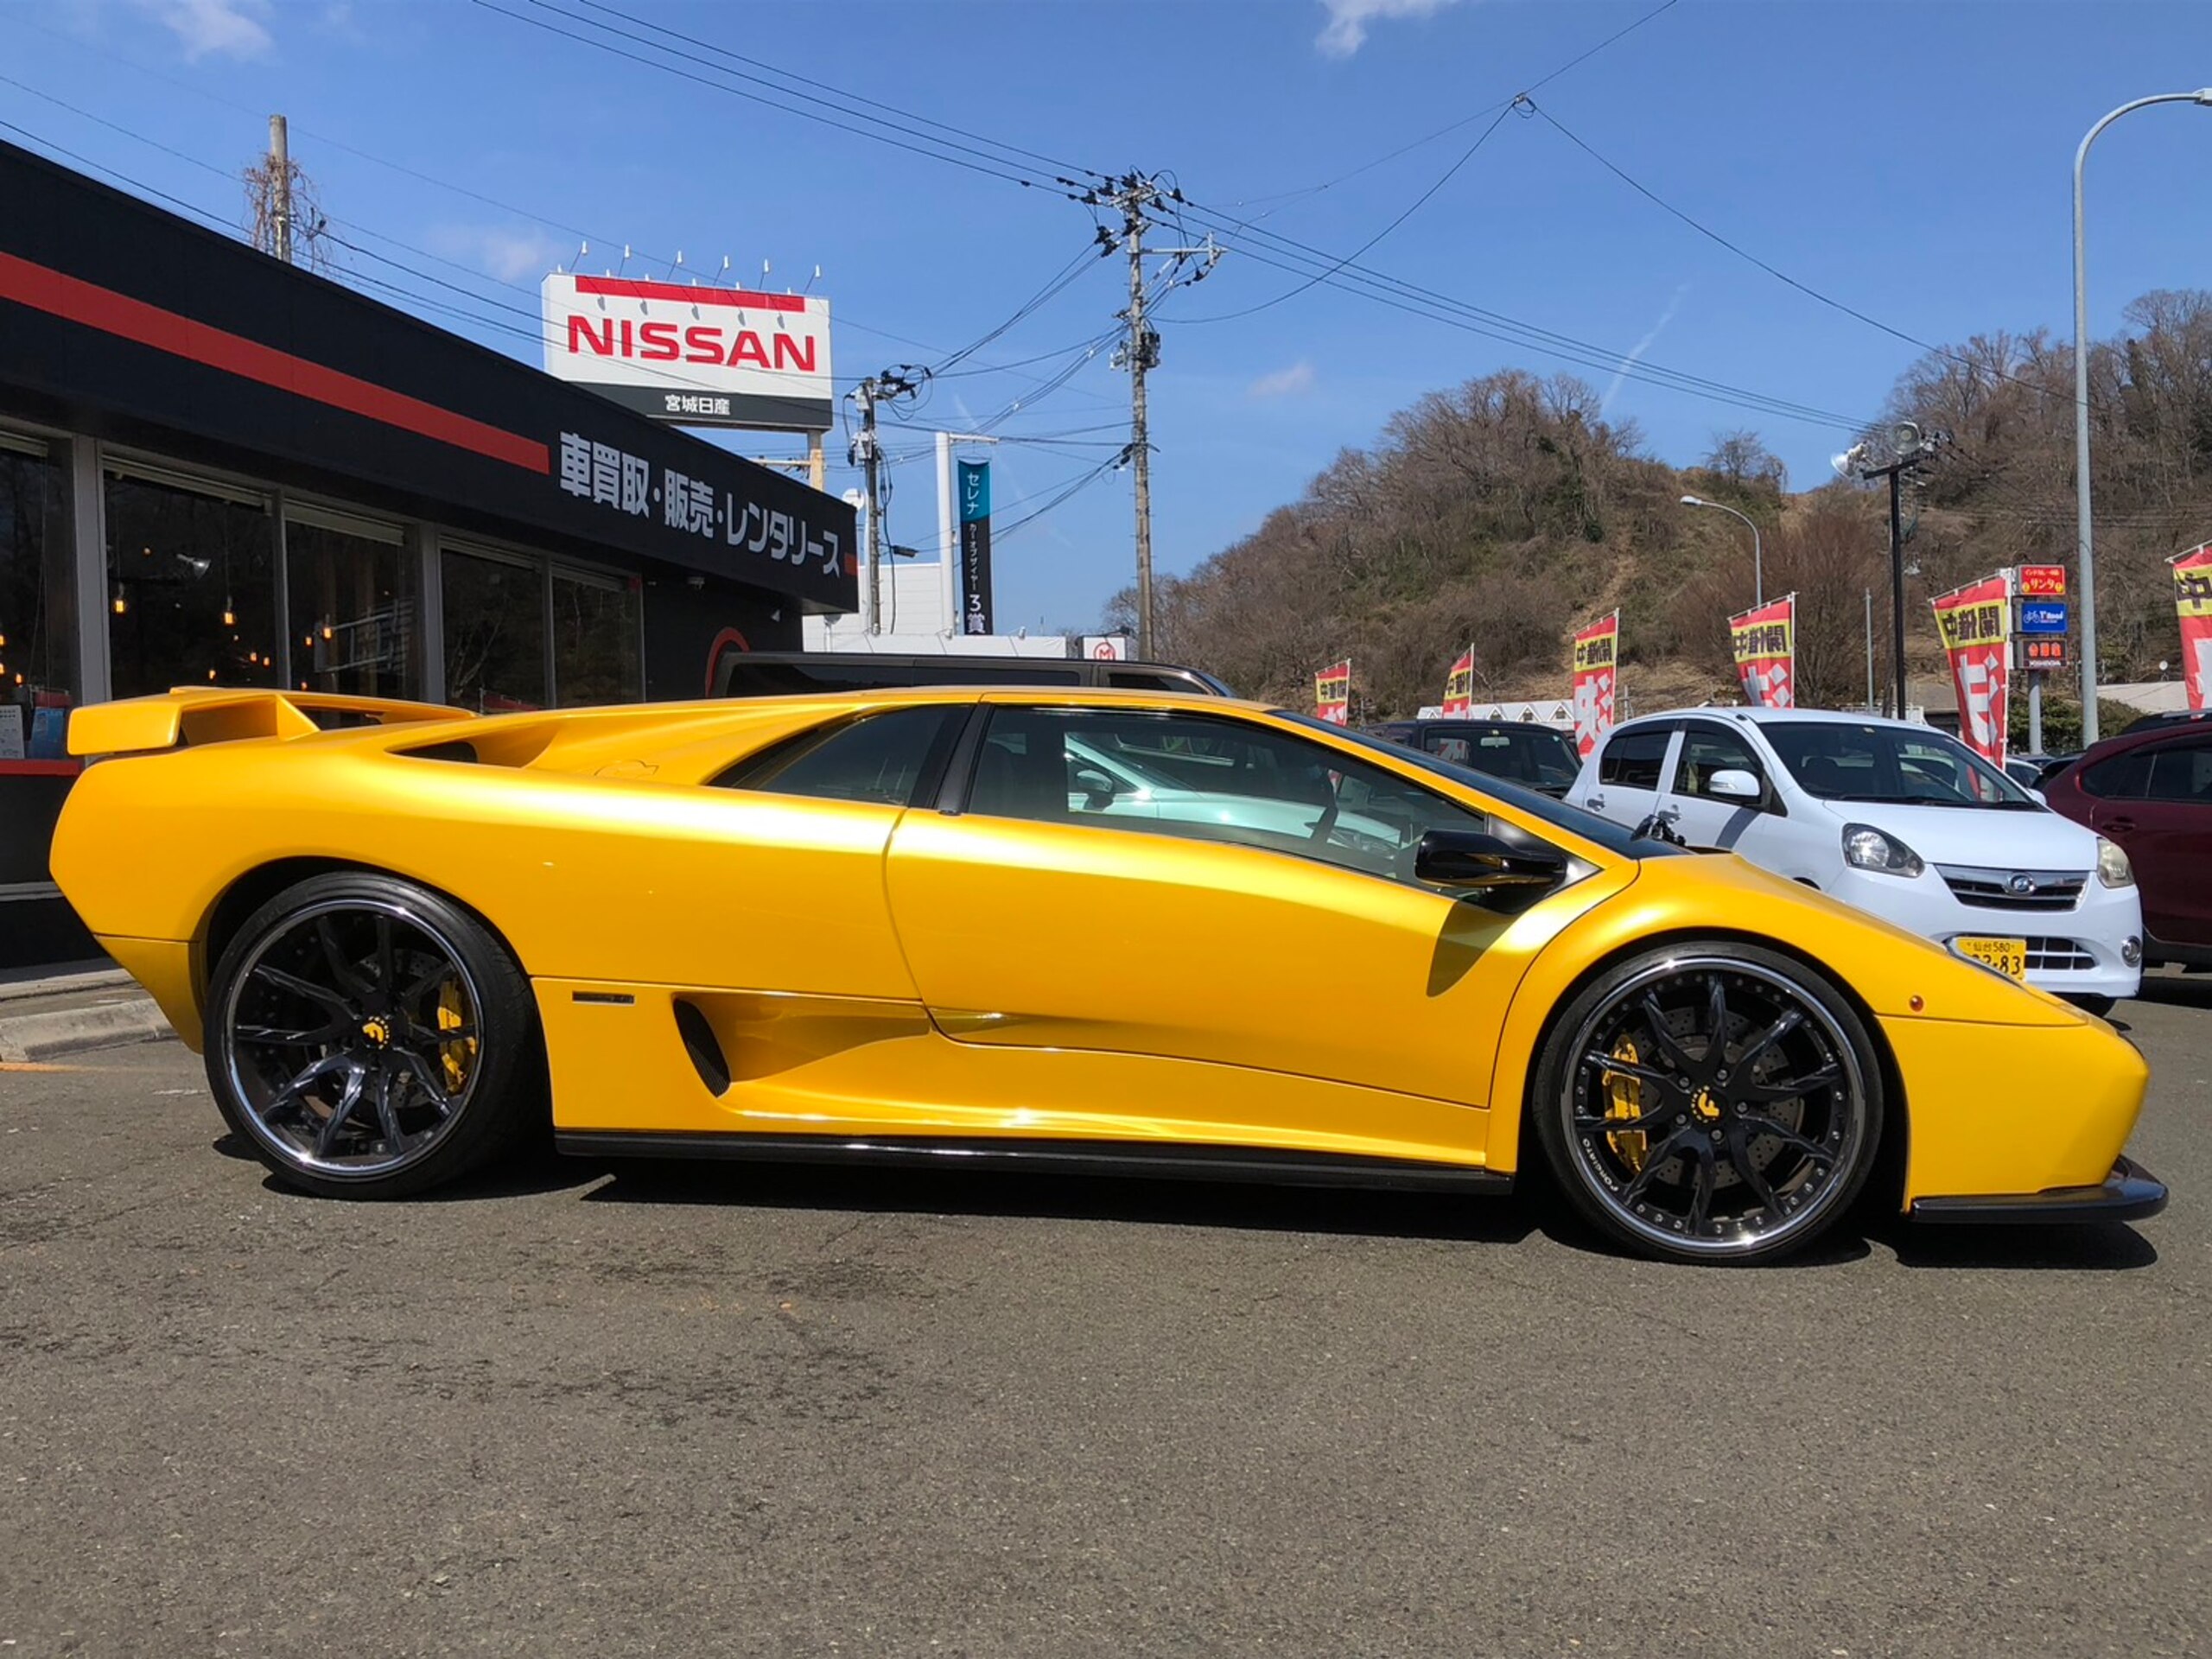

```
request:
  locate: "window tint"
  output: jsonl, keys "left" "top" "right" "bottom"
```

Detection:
{"left": 715, "top": 705, "right": 963, "bottom": 806}
{"left": 2145, "top": 741, "right": 2212, "bottom": 804}
{"left": 1423, "top": 725, "right": 1581, "bottom": 789}
{"left": 2080, "top": 749, "right": 2152, "bottom": 800}
{"left": 966, "top": 707, "right": 1493, "bottom": 884}
{"left": 1103, "top": 668, "right": 1189, "bottom": 691}
{"left": 1676, "top": 725, "right": 1765, "bottom": 802}
{"left": 1599, "top": 726, "right": 1670, "bottom": 789}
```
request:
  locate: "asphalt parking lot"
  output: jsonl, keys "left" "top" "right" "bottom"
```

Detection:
{"left": 2, "top": 983, "right": 2207, "bottom": 1658}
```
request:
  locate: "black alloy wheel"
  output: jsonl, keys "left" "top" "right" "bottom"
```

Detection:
{"left": 205, "top": 873, "right": 542, "bottom": 1198}
{"left": 1533, "top": 944, "right": 1884, "bottom": 1264}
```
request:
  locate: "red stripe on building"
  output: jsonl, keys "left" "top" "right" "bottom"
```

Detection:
{"left": 570, "top": 275, "right": 806, "bottom": 312}
{"left": 0, "top": 251, "right": 550, "bottom": 474}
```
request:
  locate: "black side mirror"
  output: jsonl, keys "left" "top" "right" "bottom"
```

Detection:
{"left": 1414, "top": 830, "right": 1568, "bottom": 902}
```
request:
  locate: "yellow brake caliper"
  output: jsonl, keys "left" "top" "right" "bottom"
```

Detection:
{"left": 1603, "top": 1035, "right": 1649, "bottom": 1173}
{"left": 436, "top": 979, "right": 477, "bottom": 1094}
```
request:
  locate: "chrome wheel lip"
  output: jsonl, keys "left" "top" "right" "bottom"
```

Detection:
{"left": 218, "top": 897, "right": 484, "bottom": 1182}
{"left": 1560, "top": 953, "right": 1869, "bottom": 1260}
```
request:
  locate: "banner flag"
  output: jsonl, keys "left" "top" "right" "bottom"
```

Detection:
{"left": 1931, "top": 574, "right": 2010, "bottom": 766}
{"left": 1728, "top": 595, "right": 1796, "bottom": 709}
{"left": 957, "top": 459, "right": 993, "bottom": 635}
{"left": 1569, "top": 612, "right": 1618, "bottom": 758}
{"left": 2172, "top": 544, "right": 2212, "bottom": 711}
{"left": 1314, "top": 660, "right": 1351, "bottom": 725}
{"left": 1441, "top": 646, "right": 1475, "bottom": 717}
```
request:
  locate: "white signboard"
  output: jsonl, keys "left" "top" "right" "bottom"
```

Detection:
{"left": 0, "top": 705, "right": 22, "bottom": 760}
{"left": 1081, "top": 634, "right": 1131, "bottom": 661}
{"left": 541, "top": 274, "right": 833, "bottom": 433}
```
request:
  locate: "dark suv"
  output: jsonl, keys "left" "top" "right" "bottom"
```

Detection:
{"left": 2043, "top": 720, "right": 2212, "bottom": 966}
{"left": 713, "top": 652, "right": 1233, "bottom": 700}
{"left": 1365, "top": 719, "right": 1584, "bottom": 798}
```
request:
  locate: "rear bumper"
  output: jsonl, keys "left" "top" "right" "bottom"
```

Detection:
{"left": 1909, "top": 1157, "right": 2168, "bottom": 1224}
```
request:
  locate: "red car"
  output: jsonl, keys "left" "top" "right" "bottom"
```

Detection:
{"left": 2043, "top": 719, "right": 2212, "bottom": 966}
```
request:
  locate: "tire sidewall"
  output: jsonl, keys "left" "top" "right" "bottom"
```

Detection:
{"left": 1532, "top": 940, "right": 1886, "bottom": 1265}
{"left": 204, "top": 872, "right": 540, "bottom": 1198}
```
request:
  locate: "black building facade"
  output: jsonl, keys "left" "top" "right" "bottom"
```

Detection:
{"left": 0, "top": 139, "right": 855, "bottom": 968}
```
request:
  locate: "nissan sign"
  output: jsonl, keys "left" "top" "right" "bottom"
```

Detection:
{"left": 541, "top": 273, "right": 833, "bottom": 433}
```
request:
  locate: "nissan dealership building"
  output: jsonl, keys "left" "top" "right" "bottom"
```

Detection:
{"left": 0, "top": 138, "right": 856, "bottom": 968}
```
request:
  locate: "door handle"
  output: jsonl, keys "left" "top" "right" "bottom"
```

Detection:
{"left": 1587, "top": 794, "right": 1605, "bottom": 810}
{"left": 2103, "top": 817, "right": 2135, "bottom": 834}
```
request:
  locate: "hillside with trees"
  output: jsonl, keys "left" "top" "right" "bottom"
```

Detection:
{"left": 1121, "top": 289, "right": 2212, "bottom": 728}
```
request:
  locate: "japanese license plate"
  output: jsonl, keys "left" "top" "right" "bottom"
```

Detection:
{"left": 1955, "top": 936, "right": 2028, "bottom": 980}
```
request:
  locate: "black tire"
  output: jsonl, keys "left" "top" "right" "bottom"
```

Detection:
{"left": 1531, "top": 941, "right": 1885, "bottom": 1265}
{"left": 204, "top": 872, "right": 543, "bottom": 1198}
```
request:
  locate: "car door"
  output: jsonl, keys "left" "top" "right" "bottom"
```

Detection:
{"left": 2082, "top": 734, "right": 2212, "bottom": 945}
{"left": 1579, "top": 721, "right": 1677, "bottom": 830}
{"left": 1661, "top": 719, "right": 1789, "bottom": 859}
{"left": 883, "top": 702, "right": 1630, "bottom": 1151}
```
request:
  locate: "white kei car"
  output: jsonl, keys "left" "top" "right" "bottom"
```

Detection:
{"left": 1569, "top": 708, "right": 2143, "bottom": 1006}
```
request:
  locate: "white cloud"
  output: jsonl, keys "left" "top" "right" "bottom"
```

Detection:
{"left": 1315, "top": 0, "right": 1467, "bottom": 60}
{"left": 1248, "top": 360, "right": 1317, "bottom": 400}
{"left": 1602, "top": 285, "right": 1689, "bottom": 415}
{"left": 137, "top": 0, "right": 274, "bottom": 61}
{"left": 426, "top": 224, "right": 569, "bottom": 284}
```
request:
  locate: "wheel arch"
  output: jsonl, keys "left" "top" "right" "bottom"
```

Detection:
{"left": 199, "top": 857, "right": 532, "bottom": 1025}
{"left": 1503, "top": 925, "right": 1908, "bottom": 1212}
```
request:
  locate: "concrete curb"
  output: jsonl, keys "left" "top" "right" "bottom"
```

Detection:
{"left": 0, "top": 995, "right": 176, "bottom": 1063}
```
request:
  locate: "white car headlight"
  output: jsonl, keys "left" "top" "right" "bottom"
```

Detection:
{"left": 1841, "top": 822, "right": 1924, "bottom": 877}
{"left": 2096, "top": 836, "right": 2135, "bottom": 889}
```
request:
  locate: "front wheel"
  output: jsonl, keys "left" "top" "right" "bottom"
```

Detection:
{"left": 204, "top": 873, "right": 543, "bottom": 1198}
{"left": 1532, "top": 944, "right": 1885, "bottom": 1264}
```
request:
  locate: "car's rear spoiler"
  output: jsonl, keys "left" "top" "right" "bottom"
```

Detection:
{"left": 68, "top": 687, "right": 472, "bottom": 758}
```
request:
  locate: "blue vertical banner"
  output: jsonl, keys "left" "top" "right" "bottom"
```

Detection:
{"left": 957, "top": 459, "right": 993, "bottom": 636}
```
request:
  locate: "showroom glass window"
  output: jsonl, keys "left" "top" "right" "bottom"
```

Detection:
{"left": 286, "top": 505, "right": 413, "bottom": 698}
{"left": 442, "top": 548, "right": 547, "bottom": 712}
{"left": 551, "top": 568, "right": 641, "bottom": 706}
{"left": 0, "top": 431, "right": 72, "bottom": 715}
{"left": 966, "top": 706, "right": 1490, "bottom": 885}
{"left": 105, "top": 466, "right": 277, "bottom": 698}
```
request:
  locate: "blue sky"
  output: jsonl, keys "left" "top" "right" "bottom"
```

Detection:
{"left": 8, "top": 0, "right": 2212, "bottom": 633}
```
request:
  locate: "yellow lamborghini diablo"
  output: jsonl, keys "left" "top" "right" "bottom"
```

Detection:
{"left": 52, "top": 683, "right": 2164, "bottom": 1264}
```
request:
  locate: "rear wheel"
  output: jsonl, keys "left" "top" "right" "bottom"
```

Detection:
{"left": 205, "top": 873, "right": 542, "bottom": 1198}
{"left": 1532, "top": 944, "right": 1884, "bottom": 1264}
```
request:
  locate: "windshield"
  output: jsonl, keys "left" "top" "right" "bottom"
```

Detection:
{"left": 1426, "top": 725, "right": 1582, "bottom": 788}
{"left": 1271, "top": 711, "right": 1681, "bottom": 858}
{"left": 1760, "top": 721, "right": 2037, "bottom": 809}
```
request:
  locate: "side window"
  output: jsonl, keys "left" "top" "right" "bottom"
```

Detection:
{"left": 2081, "top": 749, "right": 2152, "bottom": 799}
{"left": 1676, "top": 725, "right": 1766, "bottom": 802}
{"left": 2146, "top": 741, "right": 2212, "bottom": 803}
{"left": 1599, "top": 727, "right": 1670, "bottom": 789}
{"left": 966, "top": 707, "right": 1493, "bottom": 884}
{"left": 713, "top": 705, "right": 964, "bottom": 806}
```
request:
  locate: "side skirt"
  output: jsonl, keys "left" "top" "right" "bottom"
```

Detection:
{"left": 554, "top": 1131, "right": 1513, "bottom": 1195}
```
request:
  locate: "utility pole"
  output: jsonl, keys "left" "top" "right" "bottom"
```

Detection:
{"left": 848, "top": 367, "right": 922, "bottom": 635}
{"left": 1856, "top": 421, "right": 1941, "bottom": 718}
{"left": 269, "top": 114, "right": 292, "bottom": 264}
{"left": 1865, "top": 588, "right": 1875, "bottom": 712}
{"left": 1097, "top": 174, "right": 1217, "bottom": 660}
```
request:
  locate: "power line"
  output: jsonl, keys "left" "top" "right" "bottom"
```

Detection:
{"left": 1182, "top": 99, "right": 1522, "bottom": 325}
{"left": 472, "top": 0, "right": 1087, "bottom": 194}
{"left": 1524, "top": 99, "right": 2061, "bottom": 404}
{"left": 1220, "top": 0, "right": 1683, "bottom": 213}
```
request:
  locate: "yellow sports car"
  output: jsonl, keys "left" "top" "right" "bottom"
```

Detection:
{"left": 53, "top": 684, "right": 2164, "bottom": 1264}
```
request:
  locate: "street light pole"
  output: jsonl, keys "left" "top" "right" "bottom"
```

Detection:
{"left": 1679, "top": 494, "right": 1763, "bottom": 607}
{"left": 2074, "top": 90, "right": 2212, "bottom": 747}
